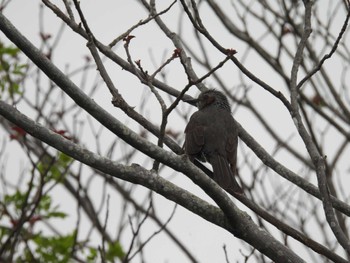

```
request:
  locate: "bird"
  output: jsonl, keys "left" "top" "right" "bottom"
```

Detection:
{"left": 184, "top": 89, "right": 242, "bottom": 194}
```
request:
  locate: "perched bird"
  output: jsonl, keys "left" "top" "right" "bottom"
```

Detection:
{"left": 184, "top": 89, "right": 242, "bottom": 194}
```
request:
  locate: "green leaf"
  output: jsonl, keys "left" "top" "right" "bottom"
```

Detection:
{"left": 38, "top": 195, "right": 52, "bottom": 211}
{"left": 45, "top": 211, "right": 67, "bottom": 219}
{"left": 13, "top": 63, "right": 27, "bottom": 75}
{"left": 58, "top": 152, "right": 73, "bottom": 167}
{"left": 87, "top": 248, "right": 98, "bottom": 262}
{"left": 9, "top": 82, "right": 22, "bottom": 95}
{"left": 0, "top": 41, "right": 27, "bottom": 99}
{"left": 49, "top": 165, "right": 62, "bottom": 181}
{"left": 0, "top": 46, "right": 20, "bottom": 56}
{"left": 32, "top": 231, "right": 76, "bottom": 263}
{"left": 37, "top": 152, "right": 73, "bottom": 182}
{"left": 4, "top": 190, "right": 26, "bottom": 211}
{"left": 106, "top": 241, "right": 125, "bottom": 261}
{"left": 0, "top": 225, "right": 11, "bottom": 239}
{"left": 1, "top": 60, "right": 10, "bottom": 71}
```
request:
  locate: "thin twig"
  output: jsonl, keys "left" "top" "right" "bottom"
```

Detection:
{"left": 289, "top": 0, "right": 350, "bottom": 256}
{"left": 72, "top": 0, "right": 119, "bottom": 98}
{"left": 108, "top": 0, "right": 177, "bottom": 48}
{"left": 297, "top": 6, "right": 350, "bottom": 89}
{"left": 123, "top": 201, "right": 153, "bottom": 263}
{"left": 128, "top": 204, "right": 177, "bottom": 261}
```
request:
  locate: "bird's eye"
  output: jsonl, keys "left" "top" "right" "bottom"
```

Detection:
{"left": 203, "top": 94, "right": 215, "bottom": 105}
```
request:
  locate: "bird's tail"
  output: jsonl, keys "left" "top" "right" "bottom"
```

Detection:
{"left": 210, "top": 155, "right": 243, "bottom": 194}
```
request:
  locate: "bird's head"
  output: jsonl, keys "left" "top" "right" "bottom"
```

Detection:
{"left": 194, "top": 89, "right": 231, "bottom": 111}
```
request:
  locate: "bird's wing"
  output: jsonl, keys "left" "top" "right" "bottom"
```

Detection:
{"left": 226, "top": 133, "right": 237, "bottom": 153}
{"left": 225, "top": 116, "right": 238, "bottom": 174}
{"left": 184, "top": 116, "right": 205, "bottom": 156}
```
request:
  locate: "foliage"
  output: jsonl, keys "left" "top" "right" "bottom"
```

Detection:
{"left": 0, "top": 41, "right": 27, "bottom": 99}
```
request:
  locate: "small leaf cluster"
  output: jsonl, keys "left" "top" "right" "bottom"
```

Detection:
{"left": 0, "top": 41, "right": 28, "bottom": 98}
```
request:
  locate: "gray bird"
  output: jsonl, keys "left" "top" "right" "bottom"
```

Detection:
{"left": 184, "top": 89, "right": 242, "bottom": 194}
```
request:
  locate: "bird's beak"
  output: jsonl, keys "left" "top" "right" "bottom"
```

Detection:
{"left": 184, "top": 97, "right": 198, "bottom": 106}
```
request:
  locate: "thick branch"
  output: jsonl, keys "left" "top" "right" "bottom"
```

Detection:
{"left": 0, "top": 100, "right": 306, "bottom": 263}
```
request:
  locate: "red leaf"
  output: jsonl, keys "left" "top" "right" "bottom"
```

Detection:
{"left": 10, "top": 126, "right": 26, "bottom": 140}
{"left": 40, "top": 32, "right": 52, "bottom": 41}
{"left": 311, "top": 94, "right": 326, "bottom": 106}
{"left": 29, "top": 215, "right": 42, "bottom": 226}
{"left": 10, "top": 219, "right": 19, "bottom": 227}
{"left": 172, "top": 48, "right": 181, "bottom": 58}
{"left": 225, "top": 48, "right": 237, "bottom": 56}
{"left": 123, "top": 35, "right": 135, "bottom": 42}
{"left": 52, "top": 129, "right": 73, "bottom": 140}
